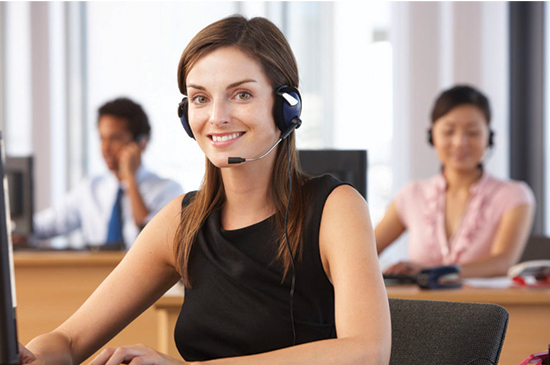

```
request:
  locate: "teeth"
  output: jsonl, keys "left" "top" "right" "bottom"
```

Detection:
{"left": 212, "top": 133, "right": 241, "bottom": 142}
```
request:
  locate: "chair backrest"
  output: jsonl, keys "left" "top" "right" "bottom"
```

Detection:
{"left": 389, "top": 298, "right": 509, "bottom": 365}
{"left": 520, "top": 235, "right": 550, "bottom": 262}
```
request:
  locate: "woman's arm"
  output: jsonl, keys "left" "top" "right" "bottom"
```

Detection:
{"left": 459, "top": 203, "right": 535, "bottom": 277}
{"left": 23, "top": 195, "right": 185, "bottom": 365}
{"left": 374, "top": 201, "right": 406, "bottom": 254}
{"left": 187, "top": 185, "right": 390, "bottom": 365}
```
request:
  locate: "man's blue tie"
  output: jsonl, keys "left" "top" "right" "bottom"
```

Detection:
{"left": 106, "top": 187, "right": 124, "bottom": 244}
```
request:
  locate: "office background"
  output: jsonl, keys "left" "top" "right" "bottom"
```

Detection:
{"left": 0, "top": 2, "right": 546, "bottom": 264}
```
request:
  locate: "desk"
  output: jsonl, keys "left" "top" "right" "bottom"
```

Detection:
{"left": 154, "top": 284, "right": 550, "bottom": 365}
{"left": 14, "top": 251, "right": 158, "bottom": 364}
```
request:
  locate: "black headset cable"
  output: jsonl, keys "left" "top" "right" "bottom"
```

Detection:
{"left": 284, "top": 138, "right": 296, "bottom": 346}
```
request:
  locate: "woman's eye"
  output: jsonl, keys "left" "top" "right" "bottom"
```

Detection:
{"left": 236, "top": 92, "right": 251, "bottom": 100}
{"left": 192, "top": 95, "right": 208, "bottom": 104}
{"left": 442, "top": 130, "right": 454, "bottom": 136}
{"left": 467, "top": 130, "right": 481, "bottom": 137}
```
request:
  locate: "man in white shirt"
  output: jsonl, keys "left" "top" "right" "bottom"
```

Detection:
{"left": 32, "top": 97, "right": 183, "bottom": 248}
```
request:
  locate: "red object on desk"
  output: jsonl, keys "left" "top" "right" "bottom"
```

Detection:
{"left": 518, "top": 351, "right": 549, "bottom": 365}
{"left": 512, "top": 274, "right": 550, "bottom": 288}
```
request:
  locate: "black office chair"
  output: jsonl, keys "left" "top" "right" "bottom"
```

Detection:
{"left": 389, "top": 298, "right": 508, "bottom": 365}
{"left": 520, "top": 235, "right": 550, "bottom": 262}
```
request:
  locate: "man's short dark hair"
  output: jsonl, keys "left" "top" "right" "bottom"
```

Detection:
{"left": 97, "top": 97, "right": 151, "bottom": 140}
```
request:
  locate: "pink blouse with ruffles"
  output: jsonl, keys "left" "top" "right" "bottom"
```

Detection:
{"left": 394, "top": 172, "right": 535, "bottom": 266}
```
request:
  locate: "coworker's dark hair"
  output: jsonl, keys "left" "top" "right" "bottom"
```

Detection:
{"left": 175, "top": 15, "right": 309, "bottom": 287}
{"left": 98, "top": 97, "right": 151, "bottom": 140}
{"left": 431, "top": 85, "right": 491, "bottom": 124}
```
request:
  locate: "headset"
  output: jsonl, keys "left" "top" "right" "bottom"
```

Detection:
{"left": 177, "top": 85, "right": 302, "bottom": 141}
{"left": 427, "top": 128, "right": 495, "bottom": 148}
{"left": 177, "top": 84, "right": 302, "bottom": 345}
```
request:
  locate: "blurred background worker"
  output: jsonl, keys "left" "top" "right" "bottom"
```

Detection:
{"left": 32, "top": 97, "right": 183, "bottom": 249}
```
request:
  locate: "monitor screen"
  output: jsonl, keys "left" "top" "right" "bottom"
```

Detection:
{"left": 298, "top": 149, "right": 368, "bottom": 200}
{"left": 0, "top": 135, "right": 21, "bottom": 364}
{"left": 5, "top": 156, "right": 33, "bottom": 237}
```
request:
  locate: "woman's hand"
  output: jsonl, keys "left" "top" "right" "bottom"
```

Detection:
{"left": 384, "top": 261, "right": 425, "bottom": 276}
{"left": 19, "top": 343, "right": 42, "bottom": 365}
{"left": 89, "top": 344, "right": 188, "bottom": 365}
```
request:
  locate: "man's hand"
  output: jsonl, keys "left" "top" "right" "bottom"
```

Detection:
{"left": 116, "top": 137, "right": 150, "bottom": 226}
{"left": 118, "top": 139, "right": 146, "bottom": 182}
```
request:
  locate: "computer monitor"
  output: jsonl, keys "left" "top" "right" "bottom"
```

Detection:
{"left": 298, "top": 149, "right": 368, "bottom": 200}
{"left": 5, "top": 156, "right": 33, "bottom": 237}
{"left": 0, "top": 135, "right": 21, "bottom": 364}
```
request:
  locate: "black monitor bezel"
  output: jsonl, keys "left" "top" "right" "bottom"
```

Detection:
{"left": 298, "top": 149, "right": 368, "bottom": 201}
{"left": 0, "top": 135, "right": 21, "bottom": 364}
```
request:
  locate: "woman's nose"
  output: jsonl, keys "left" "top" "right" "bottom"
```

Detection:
{"left": 209, "top": 100, "right": 230, "bottom": 126}
{"left": 453, "top": 133, "right": 468, "bottom": 146}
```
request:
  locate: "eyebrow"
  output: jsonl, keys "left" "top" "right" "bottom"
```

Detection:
{"left": 226, "top": 79, "right": 257, "bottom": 89}
{"left": 187, "top": 79, "right": 257, "bottom": 92}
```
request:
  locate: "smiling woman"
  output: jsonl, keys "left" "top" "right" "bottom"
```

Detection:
{"left": 375, "top": 85, "right": 536, "bottom": 279}
{"left": 19, "top": 14, "right": 391, "bottom": 365}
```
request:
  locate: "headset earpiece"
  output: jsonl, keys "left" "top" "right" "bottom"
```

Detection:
{"left": 427, "top": 128, "right": 434, "bottom": 146}
{"left": 178, "top": 97, "right": 194, "bottom": 139}
{"left": 274, "top": 86, "right": 302, "bottom": 138}
{"left": 488, "top": 130, "right": 495, "bottom": 148}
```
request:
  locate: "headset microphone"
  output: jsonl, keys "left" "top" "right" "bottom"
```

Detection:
{"left": 227, "top": 117, "right": 302, "bottom": 164}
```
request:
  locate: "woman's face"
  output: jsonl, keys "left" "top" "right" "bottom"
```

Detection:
{"left": 431, "top": 104, "right": 490, "bottom": 173}
{"left": 185, "top": 46, "right": 278, "bottom": 169}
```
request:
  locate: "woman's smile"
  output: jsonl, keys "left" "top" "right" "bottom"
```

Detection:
{"left": 208, "top": 132, "right": 245, "bottom": 146}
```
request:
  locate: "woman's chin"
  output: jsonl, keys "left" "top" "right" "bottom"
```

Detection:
{"left": 207, "top": 156, "right": 232, "bottom": 169}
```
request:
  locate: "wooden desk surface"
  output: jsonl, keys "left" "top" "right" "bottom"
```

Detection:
{"left": 14, "top": 250, "right": 126, "bottom": 266}
{"left": 14, "top": 250, "right": 158, "bottom": 365}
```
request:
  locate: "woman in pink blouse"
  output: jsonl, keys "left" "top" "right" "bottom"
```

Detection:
{"left": 375, "top": 85, "right": 536, "bottom": 278}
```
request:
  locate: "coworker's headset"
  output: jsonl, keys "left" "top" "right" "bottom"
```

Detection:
{"left": 427, "top": 128, "right": 494, "bottom": 148}
{"left": 177, "top": 85, "right": 302, "bottom": 156}
{"left": 135, "top": 133, "right": 148, "bottom": 145}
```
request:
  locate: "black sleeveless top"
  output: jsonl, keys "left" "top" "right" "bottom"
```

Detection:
{"left": 174, "top": 175, "right": 349, "bottom": 361}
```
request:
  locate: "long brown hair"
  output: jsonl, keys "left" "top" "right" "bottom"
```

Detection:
{"left": 174, "top": 15, "right": 310, "bottom": 286}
